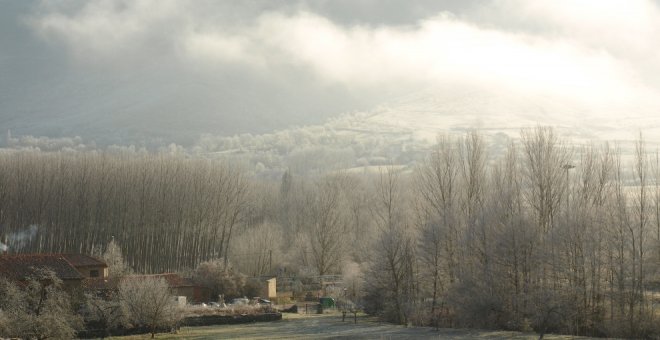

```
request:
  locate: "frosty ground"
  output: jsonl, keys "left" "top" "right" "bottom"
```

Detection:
{"left": 110, "top": 313, "right": 598, "bottom": 339}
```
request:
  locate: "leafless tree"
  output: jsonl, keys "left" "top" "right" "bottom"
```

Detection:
{"left": 119, "top": 276, "right": 181, "bottom": 338}
{"left": 521, "top": 127, "right": 570, "bottom": 234}
{"left": 457, "top": 132, "right": 488, "bottom": 270}
{"left": 306, "top": 175, "right": 349, "bottom": 276}
{"left": 82, "top": 292, "right": 129, "bottom": 338}
{"left": 415, "top": 135, "right": 459, "bottom": 324}
{"left": 0, "top": 152, "right": 249, "bottom": 273}
{"left": 366, "top": 166, "right": 416, "bottom": 325}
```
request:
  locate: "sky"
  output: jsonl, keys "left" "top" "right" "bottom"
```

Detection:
{"left": 1, "top": 0, "right": 660, "bottom": 145}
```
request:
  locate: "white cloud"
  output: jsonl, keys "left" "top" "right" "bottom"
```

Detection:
{"left": 32, "top": 0, "right": 184, "bottom": 57}
{"left": 252, "top": 10, "right": 654, "bottom": 107}
{"left": 508, "top": 0, "right": 660, "bottom": 55}
{"left": 181, "top": 32, "right": 261, "bottom": 66}
{"left": 28, "top": 0, "right": 660, "bottom": 111}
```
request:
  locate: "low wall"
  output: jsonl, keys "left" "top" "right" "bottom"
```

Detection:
{"left": 78, "top": 313, "right": 282, "bottom": 338}
{"left": 182, "top": 312, "right": 282, "bottom": 326}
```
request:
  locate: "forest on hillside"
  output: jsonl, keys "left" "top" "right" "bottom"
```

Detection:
{"left": 1, "top": 127, "right": 659, "bottom": 338}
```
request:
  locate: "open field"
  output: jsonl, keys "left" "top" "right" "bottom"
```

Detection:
{"left": 108, "top": 313, "right": 599, "bottom": 340}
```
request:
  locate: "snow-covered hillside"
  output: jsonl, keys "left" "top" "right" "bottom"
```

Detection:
{"left": 6, "top": 85, "right": 659, "bottom": 177}
{"left": 330, "top": 86, "right": 660, "bottom": 145}
{"left": 185, "top": 86, "right": 660, "bottom": 176}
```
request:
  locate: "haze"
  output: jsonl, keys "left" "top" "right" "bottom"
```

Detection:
{"left": 4, "top": 2, "right": 660, "bottom": 339}
{"left": 1, "top": 0, "right": 659, "bottom": 147}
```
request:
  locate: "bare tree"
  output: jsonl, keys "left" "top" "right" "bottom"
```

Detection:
{"left": 82, "top": 292, "right": 128, "bottom": 338}
{"left": 0, "top": 152, "right": 249, "bottom": 273}
{"left": 230, "top": 221, "right": 282, "bottom": 277}
{"left": 521, "top": 126, "right": 570, "bottom": 234}
{"left": 366, "top": 166, "right": 416, "bottom": 325}
{"left": 306, "top": 175, "right": 349, "bottom": 276}
{"left": 119, "top": 276, "right": 180, "bottom": 338}
{"left": 457, "top": 131, "right": 488, "bottom": 270}
{"left": 415, "top": 135, "right": 459, "bottom": 324}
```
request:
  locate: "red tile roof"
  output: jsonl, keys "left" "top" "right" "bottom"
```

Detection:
{"left": 0, "top": 254, "right": 84, "bottom": 281}
{"left": 62, "top": 254, "right": 107, "bottom": 268}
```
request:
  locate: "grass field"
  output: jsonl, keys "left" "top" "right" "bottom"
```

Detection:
{"left": 107, "top": 312, "right": 600, "bottom": 340}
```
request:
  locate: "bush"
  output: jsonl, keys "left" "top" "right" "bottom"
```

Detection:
{"left": 119, "top": 276, "right": 181, "bottom": 338}
{"left": 81, "top": 292, "right": 129, "bottom": 338}
{"left": 193, "top": 258, "right": 256, "bottom": 301}
{"left": 0, "top": 268, "right": 82, "bottom": 339}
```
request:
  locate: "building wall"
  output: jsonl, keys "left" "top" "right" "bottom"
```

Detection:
{"left": 75, "top": 266, "right": 108, "bottom": 278}
{"left": 171, "top": 286, "right": 210, "bottom": 303}
{"left": 172, "top": 286, "right": 195, "bottom": 302}
{"left": 265, "top": 278, "right": 276, "bottom": 299}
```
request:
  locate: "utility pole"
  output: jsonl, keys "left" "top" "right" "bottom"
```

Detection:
{"left": 562, "top": 164, "right": 575, "bottom": 214}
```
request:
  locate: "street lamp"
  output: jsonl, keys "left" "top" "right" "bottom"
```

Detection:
{"left": 561, "top": 164, "right": 575, "bottom": 213}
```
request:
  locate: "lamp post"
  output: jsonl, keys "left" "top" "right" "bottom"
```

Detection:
{"left": 342, "top": 288, "right": 348, "bottom": 322}
{"left": 562, "top": 164, "right": 575, "bottom": 214}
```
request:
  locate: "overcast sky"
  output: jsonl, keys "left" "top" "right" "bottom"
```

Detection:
{"left": 1, "top": 0, "right": 660, "bottom": 144}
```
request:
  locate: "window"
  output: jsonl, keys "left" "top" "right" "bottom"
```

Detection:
{"left": 90, "top": 269, "right": 99, "bottom": 278}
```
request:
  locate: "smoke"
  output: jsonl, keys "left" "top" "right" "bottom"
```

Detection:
{"left": 1, "top": 224, "right": 39, "bottom": 252}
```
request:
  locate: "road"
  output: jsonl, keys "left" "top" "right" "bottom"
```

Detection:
{"left": 117, "top": 313, "right": 597, "bottom": 340}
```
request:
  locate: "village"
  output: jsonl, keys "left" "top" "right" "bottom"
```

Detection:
{"left": 0, "top": 248, "right": 592, "bottom": 340}
{"left": 0, "top": 240, "right": 365, "bottom": 338}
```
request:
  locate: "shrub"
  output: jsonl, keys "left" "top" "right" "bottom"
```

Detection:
{"left": 0, "top": 268, "right": 82, "bottom": 339}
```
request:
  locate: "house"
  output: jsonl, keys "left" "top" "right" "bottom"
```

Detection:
{"left": 0, "top": 254, "right": 85, "bottom": 291}
{"left": 150, "top": 273, "right": 210, "bottom": 303}
{"left": 62, "top": 253, "right": 108, "bottom": 278}
{"left": 0, "top": 253, "right": 108, "bottom": 293}
{"left": 84, "top": 273, "right": 210, "bottom": 303}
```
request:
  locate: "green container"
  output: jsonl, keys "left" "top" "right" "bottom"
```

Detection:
{"left": 319, "top": 297, "right": 335, "bottom": 308}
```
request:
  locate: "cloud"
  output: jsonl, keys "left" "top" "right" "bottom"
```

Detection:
{"left": 501, "top": 0, "right": 660, "bottom": 55}
{"left": 476, "top": 0, "right": 660, "bottom": 87}
{"left": 27, "top": 0, "right": 660, "bottom": 111}
{"left": 254, "top": 11, "right": 646, "bottom": 105}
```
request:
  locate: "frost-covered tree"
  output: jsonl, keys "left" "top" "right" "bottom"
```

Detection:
{"left": 119, "top": 276, "right": 180, "bottom": 339}
{"left": 0, "top": 268, "right": 82, "bottom": 340}
{"left": 102, "top": 237, "right": 133, "bottom": 278}
{"left": 82, "top": 292, "right": 129, "bottom": 338}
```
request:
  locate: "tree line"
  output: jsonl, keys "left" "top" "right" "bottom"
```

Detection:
{"left": 364, "top": 128, "right": 660, "bottom": 338}
{"left": 0, "top": 152, "right": 248, "bottom": 273}
{"left": 1, "top": 127, "right": 660, "bottom": 337}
